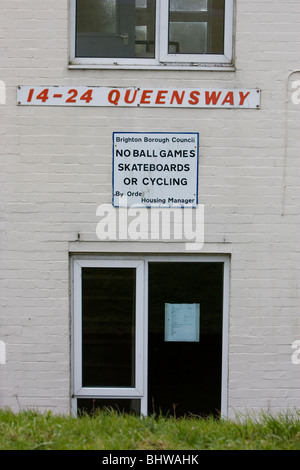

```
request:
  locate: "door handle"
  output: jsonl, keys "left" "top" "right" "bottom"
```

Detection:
{"left": 116, "top": 33, "right": 129, "bottom": 45}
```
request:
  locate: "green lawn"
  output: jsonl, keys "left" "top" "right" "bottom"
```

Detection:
{"left": 0, "top": 409, "right": 299, "bottom": 450}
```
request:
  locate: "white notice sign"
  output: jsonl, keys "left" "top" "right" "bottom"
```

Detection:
{"left": 165, "top": 304, "right": 200, "bottom": 342}
{"left": 113, "top": 132, "right": 199, "bottom": 207}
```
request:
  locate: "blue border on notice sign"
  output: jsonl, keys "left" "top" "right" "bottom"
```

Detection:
{"left": 112, "top": 132, "right": 199, "bottom": 208}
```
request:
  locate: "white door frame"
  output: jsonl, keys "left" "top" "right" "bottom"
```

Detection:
{"left": 72, "top": 258, "right": 145, "bottom": 399}
{"left": 71, "top": 254, "right": 229, "bottom": 417}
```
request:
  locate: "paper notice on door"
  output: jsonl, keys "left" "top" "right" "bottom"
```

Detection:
{"left": 165, "top": 303, "right": 200, "bottom": 342}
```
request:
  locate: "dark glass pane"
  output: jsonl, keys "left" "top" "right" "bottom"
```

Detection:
{"left": 77, "top": 398, "right": 141, "bottom": 415}
{"left": 76, "top": 0, "right": 156, "bottom": 58}
{"left": 77, "top": 0, "right": 117, "bottom": 34}
{"left": 82, "top": 267, "right": 136, "bottom": 387}
{"left": 168, "top": 0, "right": 225, "bottom": 55}
{"left": 148, "top": 262, "right": 223, "bottom": 418}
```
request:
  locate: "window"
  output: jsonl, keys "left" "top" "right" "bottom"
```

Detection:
{"left": 73, "top": 259, "right": 144, "bottom": 400}
{"left": 70, "top": 0, "right": 234, "bottom": 69}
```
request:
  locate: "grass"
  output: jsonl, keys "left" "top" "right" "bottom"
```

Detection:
{"left": 0, "top": 408, "right": 299, "bottom": 450}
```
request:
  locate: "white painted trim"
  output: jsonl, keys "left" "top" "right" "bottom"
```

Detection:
{"left": 140, "top": 261, "right": 149, "bottom": 416}
{"left": 221, "top": 257, "right": 230, "bottom": 418}
{"left": 74, "top": 388, "right": 143, "bottom": 398}
{"left": 72, "top": 258, "right": 145, "bottom": 399}
{"left": 223, "top": 0, "right": 234, "bottom": 63}
{"left": 73, "top": 259, "right": 82, "bottom": 396}
{"left": 69, "top": 0, "right": 76, "bottom": 64}
{"left": 68, "top": 63, "right": 235, "bottom": 71}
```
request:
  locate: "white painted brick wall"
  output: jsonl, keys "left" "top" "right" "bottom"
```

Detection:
{"left": 0, "top": 0, "right": 299, "bottom": 416}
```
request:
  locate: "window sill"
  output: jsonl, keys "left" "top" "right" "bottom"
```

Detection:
{"left": 68, "top": 62, "right": 235, "bottom": 72}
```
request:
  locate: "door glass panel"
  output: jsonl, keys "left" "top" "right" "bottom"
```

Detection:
{"left": 76, "top": 0, "right": 156, "bottom": 58}
{"left": 148, "top": 262, "right": 224, "bottom": 418}
{"left": 168, "top": 0, "right": 225, "bottom": 55}
{"left": 82, "top": 268, "right": 136, "bottom": 388}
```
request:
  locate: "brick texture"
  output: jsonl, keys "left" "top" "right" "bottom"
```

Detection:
{"left": 0, "top": 0, "right": 299, "bottom": 416}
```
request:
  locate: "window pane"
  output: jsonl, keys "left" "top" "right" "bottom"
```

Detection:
{"left": 169, "top": 22, "right": 207, "bottom": 54}
{"left": 170, "top": 0, "right": 208, "bottom": 12}
{"left": 82, "top": 268, "right": 136, "bottom": 388}
{"left": 168, "top": 0, "right": 225, "bottom": 55}
{"left": 77, "top": 0, "right": 116, "bottom": 34}
{"left": 135, "top": 0, "right": 156, "bottom": 57}
{"left": 136, "top": 0, "right": 147, "bottom": 7}
{"left": 76, "top": 0, "right": 156, "bottom": 59}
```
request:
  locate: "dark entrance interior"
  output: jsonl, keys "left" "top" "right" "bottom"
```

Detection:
{"left": 148, "top": 262, "right": 224, "bottom": 418}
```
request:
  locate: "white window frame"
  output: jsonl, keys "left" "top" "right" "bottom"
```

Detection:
{"left": 69, "top": 0, "right": 234, "bottom": 70}
{"left": 72, "top": 258, "right": 145, "bottom": 399}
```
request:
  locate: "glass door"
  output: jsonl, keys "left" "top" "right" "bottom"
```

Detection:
{"left": 73, "top": 259, "right": 144, "bottom": 414}
{"left": 148, "top": 261, "right": 224, "bottom": 418}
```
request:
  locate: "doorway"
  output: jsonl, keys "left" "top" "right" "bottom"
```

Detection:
{"left": 72, "top": 255, "right": 229, "bottom": 417}
{"left": 148, "top": 262, "right": 224, "bottom": 418}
